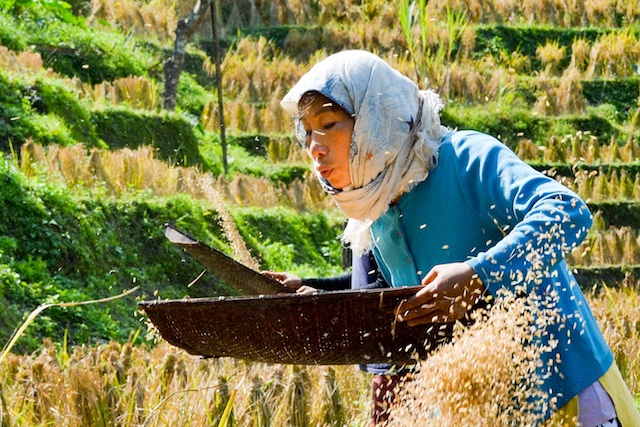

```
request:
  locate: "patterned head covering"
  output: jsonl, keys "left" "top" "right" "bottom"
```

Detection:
{"left": 281, "top": 50, "right": 449, "bottom": 254}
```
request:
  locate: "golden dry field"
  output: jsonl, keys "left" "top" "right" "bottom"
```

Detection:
{"left": 0, "top": 286, "right": 637, "bottom": 426}
{"left": 1, "top": 0, "right": 640, "bottom": 425}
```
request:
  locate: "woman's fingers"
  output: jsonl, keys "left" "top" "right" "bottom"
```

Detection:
{"left": 404, "top": 310, "right": 450, "bottom": 326}
{"left": 261, "top": 271, "right": 302, "bottom": 289}
{"left": 396, "top": 297, "right": 448, "bottom": 324}
{"left": 394, "top": 262, "right": 485, "bottom": 325}
{"left": 395, "top": 286, "right": 437, "bottom": 312}
{"left": 261, "top": 270, "right": 284, "bottom": 280}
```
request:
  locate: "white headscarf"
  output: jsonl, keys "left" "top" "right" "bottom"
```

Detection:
{"left": 281, "top": 50, "right": 449, "bottom": 254}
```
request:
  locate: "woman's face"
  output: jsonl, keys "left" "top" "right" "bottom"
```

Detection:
{"left": 300, "top": 95, "right": 355, "bottom": 190}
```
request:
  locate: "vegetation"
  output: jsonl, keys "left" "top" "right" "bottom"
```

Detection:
{"left": 0, "top": 150, "right": 344, "bottom": 351}
{"left": 0, "top": 286, "right": 637, "bottom": 426}
{"left": 0, "top": 338, "right": 371, "bottom": 426}
{"left": 0, "top": 0, "right": 639, "bottom": 424}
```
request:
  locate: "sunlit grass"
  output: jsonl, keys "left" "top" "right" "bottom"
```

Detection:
{"left": 73, "top": 75, "right": 161, "bottom": 110}
{"left": 3, "top": 6, "right": 639, "bottom": 136}
{"left": 20, "top": 141, "right": 332, "bottom": 208}
{"left": 0, "top": 46, "right": 45, "bottom": 74}
{"left": 17, "top": 141, "right": 639, "bottom": 269}
{"left": 569, "top": 225, "right": 640, "bottom": 267}
{"left": 19, "top": 142, "right": 337, "bottom": 267}
{"left": 210, "top": 27, "right": 640, "bottom": 135}
{"left": 516, "top": 132, "right": 640, "bottom": 164}
{"left": 86, "top": 0, "right": 640, "bottom": 40}
{"left": 590, "top": 286, "right": 640, "bottom": 396}
{"left": 21, "top": 138, "right": 640, "bottom": 210}
{"left": 87, "top": 0, "right": 179, "bottom": 41}
{"left": 0, "top": 339, "right": 371, "bottom": 426}
{"left": 2, "top": 2, "right": 640, "bottom": 423}
{"left": 0, "top": 286, "right": 637, "bottom": 426}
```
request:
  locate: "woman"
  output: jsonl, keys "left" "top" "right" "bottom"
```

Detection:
{"left": 264, "top": 251, "right": 413, "bottom": 426}
{"left": 280, "top": 50, "right": 640, "bottom": 426}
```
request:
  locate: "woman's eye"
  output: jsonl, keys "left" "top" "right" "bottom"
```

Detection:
{"left": 304, "top": 130, "right": 312, "bottom": 147}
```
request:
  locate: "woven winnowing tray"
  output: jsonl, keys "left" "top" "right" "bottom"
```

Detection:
{"left": 139, "top": 287, "right": 454, "bottom": 365}
{"left": 138, "top": 224, "right": 454, "bottom": 365}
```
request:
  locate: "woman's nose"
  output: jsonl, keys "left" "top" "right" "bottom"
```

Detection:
{"left": 308, "top": 132, "right": 328, "bottom": 158}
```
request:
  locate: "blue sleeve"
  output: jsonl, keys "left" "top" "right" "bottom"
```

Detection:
{"left": 455, "top": 132, "right": 593, "bottom": 295}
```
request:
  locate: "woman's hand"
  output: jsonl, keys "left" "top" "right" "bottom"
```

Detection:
{"left": 394, "top": 262, "right": 485, "bottom": 326}
{"left": 295, "top": 285, "right": 319, "bottom": 294}
{"left": 261, "top": 271, "right": 303, "bottom": 289}
{"left": 262, "top": 271, "right": 320, "bottom": 294}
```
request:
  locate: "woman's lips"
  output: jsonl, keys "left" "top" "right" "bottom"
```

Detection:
{"left": 317, "top": 166, "right": 331, "bottom": 178}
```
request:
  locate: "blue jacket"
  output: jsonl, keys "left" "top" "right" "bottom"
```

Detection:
{"left": 370, "top": 130, "right": 613, "bottom": 416}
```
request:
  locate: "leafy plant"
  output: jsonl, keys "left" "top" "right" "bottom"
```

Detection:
{"left": 0, "top": 11, "right": 27, "bottom": 51}
{"left": 25, "top": 18, "right": 150, "bottom": 83}
{"left": 90, "top": 107, "right": 203, "bottom": 166}
{"left": 232, "top": 206, "right": 345, "bottom": 275}
{"left": 0, "top": 0, "right": 79, "bottom": 25}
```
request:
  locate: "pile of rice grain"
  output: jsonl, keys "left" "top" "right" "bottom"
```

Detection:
{"left": 387, "top": 291, "right": 577, "bottom": 427}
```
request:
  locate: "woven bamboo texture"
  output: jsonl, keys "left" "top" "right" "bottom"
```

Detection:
{"left": 163, "top": 223, "right": 292, "bottom": 295}
{"left": 139, "top": 287, "right": 455, "bottom": 365}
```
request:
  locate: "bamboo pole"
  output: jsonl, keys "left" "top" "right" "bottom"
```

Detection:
{"left": 210, "top": 0, "right": 228, "bottom": 177}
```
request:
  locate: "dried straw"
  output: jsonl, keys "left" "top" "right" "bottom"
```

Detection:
{"left": 387, "top": 291, "right": 576, "bottom": 427}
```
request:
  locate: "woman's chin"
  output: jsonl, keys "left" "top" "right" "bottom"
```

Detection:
{"left": 326, "top": 176, "right": 351, "bottom": 190}
{"left": 329, "top": 182, "right": 348, "bottom": 191}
